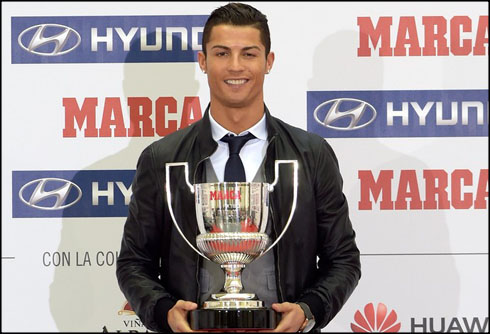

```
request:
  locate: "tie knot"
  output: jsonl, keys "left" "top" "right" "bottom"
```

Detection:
{"left": 221, "top": 132, "right": 256, "bottom": 155}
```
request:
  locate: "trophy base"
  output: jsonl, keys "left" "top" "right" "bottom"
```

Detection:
{"left": 204, "top": 293, "right": 261, "bottom": 309}
{"left": 189, "top": 308, "right": 281, "bottom": 331}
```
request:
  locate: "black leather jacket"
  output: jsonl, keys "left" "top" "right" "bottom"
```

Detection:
{"left": 116, "top": 105, "right": 361, "bottom": 332}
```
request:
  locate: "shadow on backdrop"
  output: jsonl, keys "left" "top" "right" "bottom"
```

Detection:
{"left": 50, "top": 33, "right": 201, "bottom": 331}
{"left": 307, "top": 30, "right": 459, "bottom": 329}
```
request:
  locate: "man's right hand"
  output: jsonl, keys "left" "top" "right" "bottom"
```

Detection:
{"left": 167, "top": 300, "right": 199, "bottom": 332}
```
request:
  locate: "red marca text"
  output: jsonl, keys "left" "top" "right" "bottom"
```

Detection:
{"left": 210, "top": 190, "right": 242, "bottom": 201}
{"left": 358, "top": 15, "right": 488, "bottom": 56}
{"left": 63, "top": 97, "right": 202, "bottom": 137}
{"left": 358, "top": 169, "right": 488, "bottom": 210}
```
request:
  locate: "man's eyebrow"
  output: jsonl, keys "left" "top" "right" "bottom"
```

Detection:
{"left": 242, "top": 46, "right": 261, "bottom": 51}
{"left": 211, "top": 45, "right": 262, "bottom": 51}
{"left": 211, "top": 45, "right": 231, "bottom": 50}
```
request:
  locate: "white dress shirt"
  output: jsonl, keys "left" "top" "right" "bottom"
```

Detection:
{"left": 209, "top": 111, "right": 268, "bottom": 182}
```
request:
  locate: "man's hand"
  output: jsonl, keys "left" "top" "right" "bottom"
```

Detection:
{"left": 264, "top": 302, "right": 306, "bottom": 332}
{"left": 167, "top": 300, "right": 198, "bottom": 332}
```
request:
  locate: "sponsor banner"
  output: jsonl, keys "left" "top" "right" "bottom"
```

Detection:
{"left": 357, "top": 168, "right": 488, "bottom": 211}
{"left": 357, "top": 15, "right": 489, "bottom": 57}
{"left": 307, "top": 89, "right": 488, "bottom": 138}
{"left": 11, "top": 15, "right": 208, "bottom": 64}
{"left": 101, "top": 301, "right": 148, "bottom": 333}
{"left": 12, "top": 170, "right": 135, "bottom": 217}
{"left": 351, "top": 302, "right": 401, "bottom": 332}
{"left": 42, "top": 250, "right": 120, "bottom": 267}
{"left": 350, "top": 302, "right": 489, "bottom": 333}
{"left": 62, "top": 96, "right": 203, "bottom": 138}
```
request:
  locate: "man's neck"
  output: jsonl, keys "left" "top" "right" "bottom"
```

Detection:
{"left": 210, "top": 100, "right": 265, "bottom": 134}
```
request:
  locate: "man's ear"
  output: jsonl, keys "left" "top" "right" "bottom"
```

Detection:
{"left": 266, "top": 51, "right": 275, "bottom": 73}
{"left": 198, "top": 51, "right": 207, "bottom": 73}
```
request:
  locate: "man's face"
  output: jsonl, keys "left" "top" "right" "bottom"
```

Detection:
{"left": 198, "top": 24, "right": 274, "bottom": 109}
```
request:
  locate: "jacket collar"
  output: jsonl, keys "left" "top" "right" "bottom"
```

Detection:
{"left": 195, "top": 104, "right": 217, "bottom": 159}
{"left": 193, "top": 103, "right": 279, "bottom": 184}
{"left": 196, "top": 103, "right": 279, "bottom": 152}
{"left": 264, "top": 105, "right": 279, "bottom": 140}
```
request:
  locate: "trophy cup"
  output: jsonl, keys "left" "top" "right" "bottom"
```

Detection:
{"left": 165, "top": 160, "right": 298, "bottom": 331}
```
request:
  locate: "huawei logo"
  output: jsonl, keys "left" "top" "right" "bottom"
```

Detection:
{"left": 351, "top": 302, "right": 401, "bottom": 332}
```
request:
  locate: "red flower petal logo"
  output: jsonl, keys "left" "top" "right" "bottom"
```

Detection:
{"left": 351, "top": 302, "right": 401, "bottom": 332}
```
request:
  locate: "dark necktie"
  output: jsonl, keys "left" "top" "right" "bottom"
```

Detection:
{"left": 220, "top": 132, "right": 256, "bottom": 182}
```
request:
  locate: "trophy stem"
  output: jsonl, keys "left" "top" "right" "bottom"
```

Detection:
{"left": 222, "top": 262, "right": 245, "bottom": 294}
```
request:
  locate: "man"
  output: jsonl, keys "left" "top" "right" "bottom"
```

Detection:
{"left": 116, "top": 3, "right": 361, "bottom": 332}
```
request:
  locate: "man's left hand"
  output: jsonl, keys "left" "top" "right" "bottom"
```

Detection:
{"left": 261, "top": 302, "right": 306, "bottom": 332}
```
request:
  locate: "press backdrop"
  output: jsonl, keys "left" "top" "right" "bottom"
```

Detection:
{"left": 2, "top": 2, "right": 488, "bottom": 332}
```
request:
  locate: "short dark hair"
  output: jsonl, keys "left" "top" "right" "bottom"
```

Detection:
{"left": 202, "top": 2, "right": 271, "bottom": 56}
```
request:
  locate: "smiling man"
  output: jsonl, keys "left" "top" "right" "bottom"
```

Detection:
{"left": 117, "top": 3, "right": 361, "bottom": 333}
{"left": 198, "top": 23, "right": 274, "bottom": 134}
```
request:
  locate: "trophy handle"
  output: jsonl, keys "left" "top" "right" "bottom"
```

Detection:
{"left": 260, "top": 160, "right": 299, "bottom": 257}
{"left": 165, "top": 162, "right": 210, "bottom": 260}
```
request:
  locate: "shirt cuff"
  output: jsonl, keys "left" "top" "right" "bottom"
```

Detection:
{"left": 154, "top": 297, "right": 177, "bottom": 332}
{"left": 297, "top": 293, "right": 324, "bottom": 329}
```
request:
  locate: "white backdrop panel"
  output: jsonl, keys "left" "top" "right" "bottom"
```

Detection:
{"left": 2, "top": 1, "right": 488, "bottom": 332}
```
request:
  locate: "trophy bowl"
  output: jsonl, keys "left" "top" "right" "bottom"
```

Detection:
{"left": 195, "top": 181, "right": 269, "bottom": 261}
{"left": 196, "top": 232, "right": 269, "bottom": 265}
{"left": 195, "top": 182, "right": 269, "bottom": 305}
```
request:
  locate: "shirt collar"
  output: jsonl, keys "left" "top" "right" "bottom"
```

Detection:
{"left": 209, "top": 110, "right": 267, "bottom": 142}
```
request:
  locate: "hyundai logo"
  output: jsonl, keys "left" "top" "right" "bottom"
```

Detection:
{"left": 18, "top": 24, "right": 81, "bottom": 56}
{"left": 19, "top": 178, "right": 82, "bottom": 210}
{"left": 313, "top": 98, "right": 377, "bottom": 130}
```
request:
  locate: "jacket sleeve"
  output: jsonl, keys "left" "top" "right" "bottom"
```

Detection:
{"left": 298, "top": 139, "right": 361, "bottom": 329}
{"left": 116, "top": 144, "right": 176, "bottom": 332}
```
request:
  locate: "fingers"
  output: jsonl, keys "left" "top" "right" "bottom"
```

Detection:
{"left": 271, "top": 302, "right": 288, "bottom": 313}
{"left": 179, "top": 300, "right": 198, "bottom": 311}
{"left": 168, "top": 300, "right": 199, "bottom": 333}
{"left": 269, "top": 302, "right": 305, "bottom": 332}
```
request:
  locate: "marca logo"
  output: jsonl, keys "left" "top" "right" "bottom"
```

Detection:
{"left": 357, "top": 15, "right": 488, "bottom": 56}
{"left": 12, "top": 170, "right": 135, "bottom": 217}
{"left": 18, "top": 24, "right": 81, "bottom": 56}
{"left": 12, "top": 15, "right": 207, "bottom": 63}
{"left": 358, "top": 168, "right": 488, "bottom": 210}
{"left": 19, "top": 178, "right": 82, "bottom": 210}
{"left": 62, "top": 96, "right": 202, "bottom": 138}
{"left": 351, "top": 302, "right": 401, "bottom": 332}
{"left": 307, "top": 90, "right": 488, "bottom": 138}
{"left": 210, "top": 190, "right": 242, "bottom": 201}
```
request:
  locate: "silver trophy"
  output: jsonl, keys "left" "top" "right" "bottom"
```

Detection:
{"left": 165, "top": 160, "right": 298, "bottom": 330}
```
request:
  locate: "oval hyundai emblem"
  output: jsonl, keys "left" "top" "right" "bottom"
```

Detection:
{"left": 18, "top": 24, "right": 81, "bottom": 56}
{"left": 313, "top": 98, "right": 377, "bottom": 130}
{"left": 19, "top": 178, "right": 82, "bottom": 210}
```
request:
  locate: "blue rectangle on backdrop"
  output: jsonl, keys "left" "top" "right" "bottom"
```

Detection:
{"left": 307, "top": 89, "right": 488, "bottom": 138}
{"left": 12, "top": 170, "right": 135, "bottom": 218}
{"left": 12, "top": 15, "right": 208, "bottom": 63}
